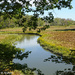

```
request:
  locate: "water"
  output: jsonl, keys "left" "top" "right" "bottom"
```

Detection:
{"left": 13, "top": 34, "right": 74, "bottom": 75}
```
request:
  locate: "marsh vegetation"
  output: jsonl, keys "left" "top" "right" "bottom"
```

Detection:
{"left": 0, "top": 24, "right": 75, "bottom": 75}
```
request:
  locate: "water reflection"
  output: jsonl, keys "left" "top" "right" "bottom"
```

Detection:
{"left": 17, "top": 34, "right": 38, "bottom": 43}
{"left": 0, "top": 43, "right": 44, "bottom": 75}
{"left": 56, "top": 65, "right": 75, "bottom": 75}
{"left": 44, "top": 55, "right": 75, "bottom": 65}
{"left": 44, "top": 55, "right": 75, "bottom": 75}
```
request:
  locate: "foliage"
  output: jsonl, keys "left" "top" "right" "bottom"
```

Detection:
{"left": 0, "top": 14, "right": 46, "bottom": 31}
{"left": 37, "top": 25, "right": 50, "bottom": 33}
{"left": 0, "top": 34, "right": 45, "bottom": 75}
{"left": 0, "top": 15, "right": 18, "bottom": 29}
{"left": 37, "top": 18, "right": 45, "bottom": 26}
{"left": 0, "top": 0, "right": 72, "bottom": 15}
{"left": 0, "top": 0, "right": 73, "bottom": 31}
{"left": 50, "top": 18, "right": 75, "bottom": 26}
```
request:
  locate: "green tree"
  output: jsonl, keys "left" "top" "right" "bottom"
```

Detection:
{"left": 50, "top": 18, "right": 75, "bottom": 26}
{"left": 37, "top": 18, "right": 45, "bottom": 26}
{"left": 0, "top": 0, "right": 73, "bottom": 31}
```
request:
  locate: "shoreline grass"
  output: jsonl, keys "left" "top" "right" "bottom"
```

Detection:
{"left": 0, "top": 25, "right": 75, "bottom": 58}
{"left": 0, "top": 34, "right": 23, "bottom": 44}
{"left": 38, "top": 36, "right": 71, "bottom": 57}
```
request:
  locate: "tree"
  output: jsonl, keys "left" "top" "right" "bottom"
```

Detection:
{"left": 37, "top": 18, "right": 45, "bottom": 26}
{"left": 0, "top": 0, "right": 72, "bottom": 14}
{"left": 50, "top": 18, "right": 75, "bottom": 26}
{"left": 0, "top": 0, "right": 73, "bottom": 31}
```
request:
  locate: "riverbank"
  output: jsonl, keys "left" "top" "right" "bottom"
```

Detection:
{"left": 37, "top": 33, "right": 73, "bottom": 58}
{"left": 38, "top": 26, "right": 75, "bottom": 58}
{"left": 0, "top": 25, "right": 75, "bottom": 58}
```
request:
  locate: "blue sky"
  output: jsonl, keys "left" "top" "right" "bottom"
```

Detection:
{"left": 27, "top": 0, "right": 75, "bottom": 21}
{"left": 52, "top": 0, "right": 75, "bottom": 21}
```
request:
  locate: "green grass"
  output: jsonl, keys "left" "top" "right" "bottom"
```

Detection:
{"left": 38, "top": 36, "right": 71, "bottom": 57}
{"left": 0, "top": 34, "right": 23, "bottom": 44}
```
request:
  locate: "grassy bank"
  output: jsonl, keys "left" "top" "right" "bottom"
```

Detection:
{"left": 0, "top": 27, "right": 23, "bottom": 34}
{"left": 38, "top": 25, "right": 75, "bottom": 58}
{"left": 38, "top": 34, "right": 71, "bottom": 57}
{"left": 0, "top": 34, "right": 23, "bottom": 44}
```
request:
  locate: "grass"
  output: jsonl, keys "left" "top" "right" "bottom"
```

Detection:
{"left": 0, "top": 34, "right": 23, "bottom": 44}
{"left": 40, "top": 31, "right": 75, "bottom": 49}
{"left": 0, "top": 27, "right": 23, "bottom": 34}
{"left": 38, "top": 25, "right": 75, "bottom": 57}
{"left": 0, "top": 27, "right": 23, "bottom": 32}
{"left": 0, "top": 25, "right": 75, "bottom": 58}
{"left": 0, "top": 27, "right": 37, "bottom": 34}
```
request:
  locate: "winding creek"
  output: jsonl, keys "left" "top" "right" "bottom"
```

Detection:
{"left": 13, "top": 34, "right": 75, "bottom": 75}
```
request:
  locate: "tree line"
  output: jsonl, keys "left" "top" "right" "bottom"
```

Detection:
{"left": 0, "top": 14, "right": 45, "bottom": 29}
{"left": 0, "top": 0, "right": 73, "bottom": 32}
{"left": 50, "top": 18, "right": 75, "bottom": 26}
{"left": 0, "top": 14, "right": 75, "bottom": 30}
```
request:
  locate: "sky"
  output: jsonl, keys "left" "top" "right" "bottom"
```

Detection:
{"left": 27, "top": 0, "right": 75, "bottom": 21}
{"left": 52, "top": 0, "right": 75, "bottom": 21}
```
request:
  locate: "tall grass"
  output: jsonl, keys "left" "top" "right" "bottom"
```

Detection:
{"left": 0, "top": 34, "right": 23, "bottom": 44}
{"left": 38, "top": 36, "right": 71, "bottom": 57}
{"left": 37, "top": 25, "right": 75, "bottom": 58}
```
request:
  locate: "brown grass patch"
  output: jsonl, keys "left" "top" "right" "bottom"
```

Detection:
{"left": 47, "top": 25, "right": 75, "bottom": 31}
{"left": 0, "top": 27, "right": 23, "bottom": 32}
{"left": 42, "top": 31, "right": 75, "bottom": 49}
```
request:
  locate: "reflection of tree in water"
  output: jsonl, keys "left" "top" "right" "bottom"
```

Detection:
{"left": 0, "top": 44, "right": 44, "bottom": 75}
{"left": 17, "top": 34, "right": 38, "bottom": 43}
{"left": 44, "top": 55, "right": 75, "bottom": 64}
{"left": 44, "top": 55, "right": 75, "bottom": 75}
{"left": 69, "top": 50, "right": 75, "bottom": 58}
{"left": 56, "top": 66, "right": 75, "bottom": 75}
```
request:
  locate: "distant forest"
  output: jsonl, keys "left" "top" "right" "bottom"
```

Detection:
{"left": 50, "top": 18, "right": 75, "bottom": 26}
{"left": 0, "top": 15, "right": 75, "bottom": 29}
